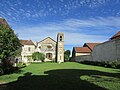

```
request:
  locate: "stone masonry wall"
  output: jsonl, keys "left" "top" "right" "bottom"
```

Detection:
{"left": 92, "top": 38, "right": 120, "bottom": 62}
{"left": 75, "top": 55, "right": 92, "bottom": 62}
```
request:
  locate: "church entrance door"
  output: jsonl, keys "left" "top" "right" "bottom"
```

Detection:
{"left": 46, "top": 53, "right": 52, "bottom": 60}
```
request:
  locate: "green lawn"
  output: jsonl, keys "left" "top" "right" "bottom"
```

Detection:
{"left": 0, "top": 62, "right": 120, "bottom": 90}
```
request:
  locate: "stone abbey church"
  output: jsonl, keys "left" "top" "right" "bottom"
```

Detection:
{"left": 0, "top": 17, "right": 64, "bottom": 63}
{"left": 20, "top": 33, "right": 64, "bottom": 63}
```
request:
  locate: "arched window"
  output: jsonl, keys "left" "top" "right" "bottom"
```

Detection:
{"left": 46, "top": 53, "right": 52, "bottom": 60}
{"left": 60, "top": 36, "right": 62, "bottom": 41}
{"left": 39, "top": 46, "right": 41, "bottom": 49}
{"left": 47, "top": 45, "right": 52, "bottom": 49}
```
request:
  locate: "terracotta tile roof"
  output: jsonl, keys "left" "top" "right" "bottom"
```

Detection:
{"left": 74, "top": 47, "right": 91, "bottom": 53}
{"left": 0, "top": 18, "right": 10, "bottom": 28}
{"left": 83, "top": 43, "right": 100, "bottom": 51}
{"left": 20, "top": 40, "right": 35, "bottom": 45}
{"left": 110, "top": 31, "right": 120, "bottom": 40}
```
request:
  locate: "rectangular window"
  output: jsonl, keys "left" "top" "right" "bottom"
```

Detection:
{"left": 28, "top": 47, "right": 31, "bottom": 51}
{"left": 60, "top": 56, "right": 61, "bottom": 60}
{"left": 24, "top": 48, "right": 27, "bottom": 51}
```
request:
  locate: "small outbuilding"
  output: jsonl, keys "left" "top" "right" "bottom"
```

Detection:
{"left": 72, "top": 43, "right": 100, "bottom": 62}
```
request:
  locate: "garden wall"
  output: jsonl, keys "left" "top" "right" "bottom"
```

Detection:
{"left": 92, "top": 38, "right": 120, "bottom": 62}
{"left": 75, "top": 55, "right": 92, "bottom": 62}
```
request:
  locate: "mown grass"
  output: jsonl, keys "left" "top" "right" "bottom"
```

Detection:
{"left": 0, "top": 62, "right": 120, "bottom": 90}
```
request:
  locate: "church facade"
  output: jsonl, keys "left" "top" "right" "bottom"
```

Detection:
{"left": 20, "top": 33, "right": 64, "bottom": 62}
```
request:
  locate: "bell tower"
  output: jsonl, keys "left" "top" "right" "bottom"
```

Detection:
{"left": 57, "top": 33, "right": 64, "bottom": 62}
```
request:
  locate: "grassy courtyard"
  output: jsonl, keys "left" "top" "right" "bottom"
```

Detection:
{"left": 0, "top": 62, "right": 120, "bottom": 90}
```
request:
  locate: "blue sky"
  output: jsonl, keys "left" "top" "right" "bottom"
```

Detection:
{"left": 0, "top": 0, "right": 120, "bottom": 51}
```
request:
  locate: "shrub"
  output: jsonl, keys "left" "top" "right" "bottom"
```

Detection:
{"left": 80, "top": 60, "right": 120, "bottom": 69}
{"left": 0, "top": 67, "right": 4, "bottom": 75}
{"left": 110, "top": 61, "right": 120, "bottom": 69}
{"left": 32, "top": 52, "right": 45, "bottom": 62}
{"left": 16, "top": 63, "right": 26, "bottom": 68}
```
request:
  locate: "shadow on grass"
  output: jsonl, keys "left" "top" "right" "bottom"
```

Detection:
{"left": 0, "top": 69, "right": 120, "bottom": 90}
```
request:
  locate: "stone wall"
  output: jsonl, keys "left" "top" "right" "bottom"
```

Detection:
{"left": 74, "top": 53, "right": 90, "bottom": 62}
{"left": 92, "top": 38, "right": 120, "bottom": 62}
{"left": 75, "top": 55, "right": 92, "bottom": 62}
{"left": 75, "top": 37, "right": 120, "bottom": 62}
{"left": 116, "top": 38, "right": 120, "bottom": 60}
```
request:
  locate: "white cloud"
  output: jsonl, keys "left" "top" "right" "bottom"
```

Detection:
{"left": 0, "top": 0, "right": 113, "bottom": 23}
{"left": 0, "top": 16, "right": 3, "bottom": 18}
{"left": 14, "top": 16, "right": 120, "bottom": 46}
{"left": 64, "top": 17, "right": 120, "bottom": 27}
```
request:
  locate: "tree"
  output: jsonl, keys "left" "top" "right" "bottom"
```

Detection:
{"left": 32, "top": 52, "right": 45, "bottom": 62}
{"left": 0, "top": 25, "right": 21, "bottom": 68}
{"left": 64, "top": 50, "right": 71, "bottom": 57}
{"left": 64, "top": 54, "right": 69, "bottom": 61}
{"left": 64, "top": 50, "right": 71, "bottom": 61}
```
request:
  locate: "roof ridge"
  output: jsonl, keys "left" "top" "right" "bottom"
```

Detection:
{"left": 39, "top": 37, "right": 56, "bottom": 43}
{"left": 74, "top": 47, "right": 91, "bottom": 53}
{"left": 20, "top": 40, "right": 35, "bottom": 45}
{"left": 110, "top": 31, "right": 120, "bottom": 40}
